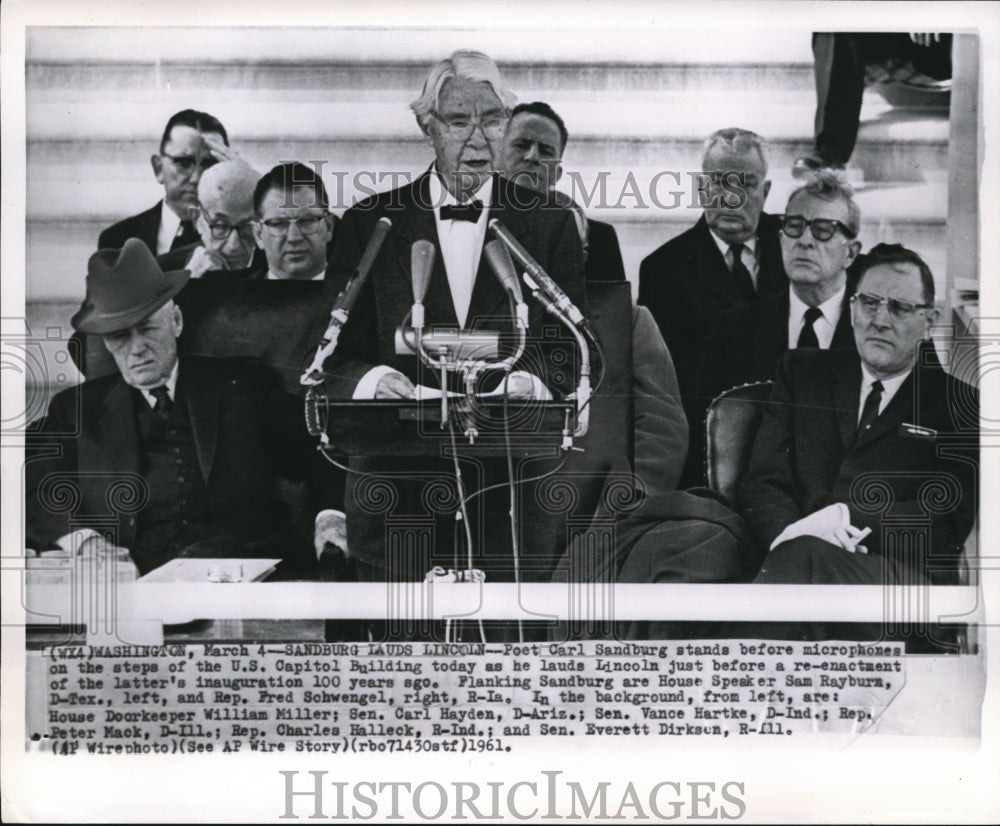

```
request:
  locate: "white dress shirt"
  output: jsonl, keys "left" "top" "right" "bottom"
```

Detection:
{"left": 788, "top": 284, "right": 846, "bottom": 349}
{"left": 858, "top": 363, "right": 911, "bottom": 422}
{"left": 156, "top": 201, "right": 184, "bottom": 255}
{"left": 428, "top": 171, "right": 493, "bottom": 328}
{"left": 708, "top": 229, "right": 759, "bottom": 289}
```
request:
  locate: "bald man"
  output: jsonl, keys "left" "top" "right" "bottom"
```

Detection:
{"left": 157, "top": 159, "right": 264, "bottom": 277}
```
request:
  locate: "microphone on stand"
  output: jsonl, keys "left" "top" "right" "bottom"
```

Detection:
{"left": 487, "top": 220, "right": 591, "bottom": 438}
{"left": 489, "top": 219, "right": 588, "bottom": 330}
{"left": 410, "top": 239, "right": 435, "bottom": 333}
{"left": 301, "top": 217, "right": 392, "bottom": 385}
{"left": 484, "top": 239, "right": 528, "bottom": 329}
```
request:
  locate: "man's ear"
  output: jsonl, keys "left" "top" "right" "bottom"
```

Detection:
{"left": 252, "top": 221, "right": 265, "bottom": 250}
{"left": 845, "top": 239, "right": 862, "bottom": 266}
{"left": 172, "top": 304, "right": 184, "bottom": 338}
{"left": 151, "top": 154, "right": 165, "bottom": 184}
{"left": 554, "top": 162, "right": 563, "bottom": 185}
{"left": 762, "top": 178, "right": 772, "bottom": 202}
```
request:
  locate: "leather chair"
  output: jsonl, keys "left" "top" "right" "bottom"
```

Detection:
{"left": 704, "top": 381, "right": 773, "bottom": 504}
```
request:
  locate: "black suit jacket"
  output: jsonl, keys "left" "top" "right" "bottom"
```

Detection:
{"left": 700, "top": 284, "right": 857, "bottom": 406}
{"left": 98, "top": 201, "right": 200, "bottom": 253}
{"left": 325, "top": 171, "right": 587, "bottom": 397}
{"left": 25, "top": 355, "right": 314, "bottom": 577}
{"left": 586, "top": 219, "right": 626, "bottom": 282}
{"left": 738, "top": 348, "right": 978, "bottom": 584}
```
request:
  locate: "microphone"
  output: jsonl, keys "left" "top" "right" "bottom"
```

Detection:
{"left": 489, "top": 219, "right": 586, "bottom": 328}
{"left": 410, "top": 239, "right": 435, "bottom": 331}
{"left": 300, "top": 216, "right": 391, "bottom": 385}
{"left": 484, "top": 240, "right": 528, "bottom": 329}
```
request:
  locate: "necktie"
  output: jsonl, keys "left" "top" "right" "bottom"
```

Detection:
{"left": 797, "top": 306, "right": 823, "bottom": 348}
{"left": 171, "top": 219, "right": 198, "bottom": 251}
{"left": 855, "top": 380, "right": 884, "bottom": 442}
{"left": 150, "top": 385, "right": 172, "bottom": 423}
{"left": 729, "top": 243, "right": 756, "bottom": 300}
{"left": 440, "top": 202, "right": 484, "bottom": 223}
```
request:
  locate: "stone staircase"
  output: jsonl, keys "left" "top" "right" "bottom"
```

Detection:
{"left": 23, "top": 26, "right": 957, "bottom": 403}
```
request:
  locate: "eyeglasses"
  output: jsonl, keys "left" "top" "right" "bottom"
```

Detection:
{"left": 431, "top": 111, "right": 509, "bottom": 140}
{"left": 162, "top": 153, "right": 218, "bottom": 176}
{"left": 199, "top": 210, "right": 256, "bottom": 242}
{"left": 852, "top": 291, "right": 933, "bottom": 321}
{"left": 780, "top": 214, "right": 856, "bottom": 242}
{"left": 258, "top": 214, "right": 328, "bottom": 237}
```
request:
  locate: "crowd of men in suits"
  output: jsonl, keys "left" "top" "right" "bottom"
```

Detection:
{"left": 25, "top": 48, "right": 978, "bottom": 642}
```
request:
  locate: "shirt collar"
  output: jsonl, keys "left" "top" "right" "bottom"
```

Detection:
{"left": 136, "top": 360, "right": 179, "bottom": 408}
{"left": 789, "top": 282, "right": 846, "bottom": 323}
{"left": 860, "top": 361, "right": 911, "bottom": 406}
{"left": 708, "top": 228, "right": 757, "bottom": 260}
{"left": 267, "top": 269, "right": 325, "bottom": 281}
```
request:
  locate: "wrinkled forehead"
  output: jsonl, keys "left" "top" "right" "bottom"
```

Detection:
{"left": 436, "top": 77, "right": 505, "bottom": 115}
{"left": 702, "top": 147, "right": 766, "bottom": 178}
{"left": 785, "top": 191, "right": 850, "bottom": 223}
{"left": 200, "top": 188, "right": 256, "bottom": 220}
{"left": 857, "top": 262, "right": 925, "bottom": 300}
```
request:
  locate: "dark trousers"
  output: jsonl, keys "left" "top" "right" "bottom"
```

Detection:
{"left": 812, "top": 32, "right": 952, "bottom": 165}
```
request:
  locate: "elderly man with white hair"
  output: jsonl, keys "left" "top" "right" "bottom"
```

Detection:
{"left": 319, "top": 51, "right": 590, "bottom": 627}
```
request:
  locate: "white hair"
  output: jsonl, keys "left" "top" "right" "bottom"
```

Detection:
{"left": 410, "top": 50, "right": 516, "bottom": 127}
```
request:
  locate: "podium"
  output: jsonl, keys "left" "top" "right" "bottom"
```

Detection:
{"left": 305, "top": 395, "right": 577, "bottom": 458}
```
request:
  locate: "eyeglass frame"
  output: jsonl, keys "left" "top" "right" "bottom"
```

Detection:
{"left": 256, "top": 213, "right": 331, "bottom": 238}
{"left": 195, "top": 207, "right": 257, "bottom": 242}
{"left": 161, "top": 153, "right": 218, "bottom": 176}
{"left": 779, "top": 214, "right": 858, "bottom": 242}
{"left": 850, "top": 291, "right": 934, "bottom": 322}
{"left": 429, "top": 110, "right": 510, "bottom": 140}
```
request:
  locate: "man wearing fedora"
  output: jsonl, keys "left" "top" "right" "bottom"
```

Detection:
{"left": 25, "top": 239, "right": 315, "bottom": 578}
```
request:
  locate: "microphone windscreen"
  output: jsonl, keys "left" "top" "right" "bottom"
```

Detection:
{"left": 411, "top": 239, "right": 436, "bottom": 304}
{"left": 484, "top": 239, "right": 524, "bottom": 303}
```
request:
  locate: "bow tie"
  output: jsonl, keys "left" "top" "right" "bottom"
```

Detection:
{"left": 440, "top": 201, "right": 484, "bottom": 223}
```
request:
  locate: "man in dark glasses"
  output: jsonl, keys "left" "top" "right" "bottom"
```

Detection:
{"left": 98, "top": 109, "right": 231, "bottom": 255}
{"left": 700, "top": 170, "right": 862, "bottom": 430}
{"left": 740, "top": 242, "right": 978, "bottom": 594}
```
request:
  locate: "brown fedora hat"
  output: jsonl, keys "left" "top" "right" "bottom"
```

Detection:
{"left": 72, "top": 238, "right": 190, "bottom": 334}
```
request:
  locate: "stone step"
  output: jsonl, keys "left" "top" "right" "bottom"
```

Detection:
{"left": 28, "top": 94, "right": 944, "bottom": 143}
{"left": 28, "top": 26, "right": 815, "bottom": 66}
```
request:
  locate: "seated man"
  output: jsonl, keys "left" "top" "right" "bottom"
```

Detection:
{"left": 740, "top": 243, "right": 977, "bottom": 586}
{"left": 252, "top": 162, "right": 337, "bottom": 281}
{"left": 157, "top": 159, "right": 265, "bottom": 277}
{"left": 98, "top": 109, "right": 231, "bottom": 254}
{"left": 25, "top": 239, "right": 316, "bottom": 579}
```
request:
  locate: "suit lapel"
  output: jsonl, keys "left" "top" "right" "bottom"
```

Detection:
{"left": 751, "top": 292, "right": 789, "bottom": 377}
{"left": 831, "top": 286, "right": 857, "bottom": 349}
{"left": 468, "top": 175, "right": 524, "bottom": 324}
{"left": 100, "top": 380, "right": 140, "bottom": 476}
{"left": 178, "top": 357, "right": 221, "bottom": 483}
{"left": 832, "top": 354, "right": 862, "bottom": 449}
{"left": 855, "top": 371, "right": 915, "bottom": 449}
